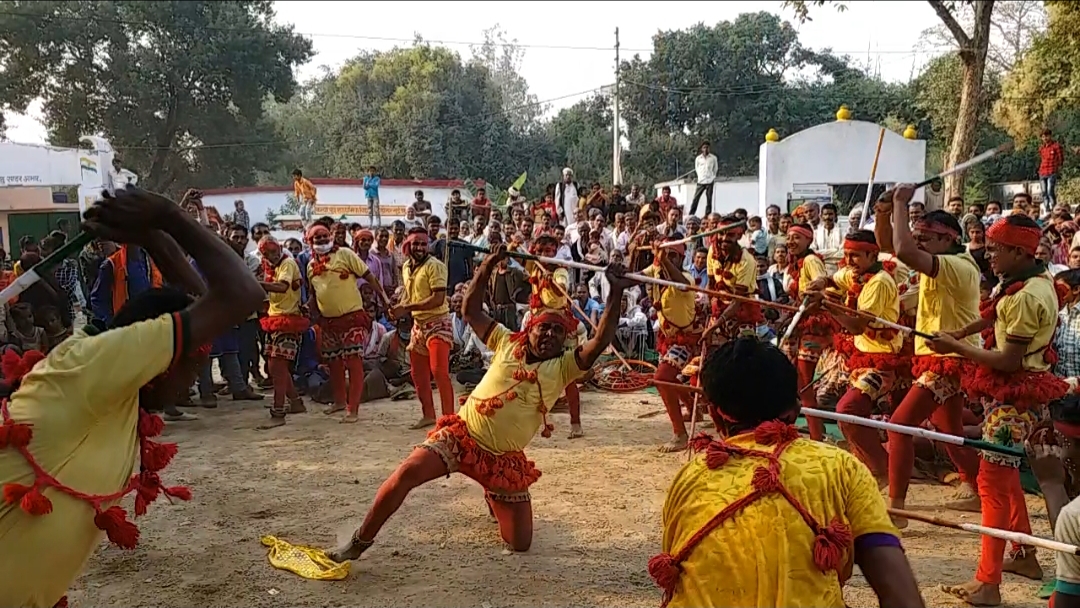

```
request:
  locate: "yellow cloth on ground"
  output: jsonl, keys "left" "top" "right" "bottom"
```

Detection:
{"left": 662, "top": 434, "right": 897, "bottom": 608}
{"left": 914, "top": 252, "right": 980, "bottom": 356}
{"left": 261, "top": 535, "right": 350, "bottom": 580}
{"left": 268, "top": 257, "right": 302, "bottom": 317}
{"left": 458, "top": 324, "right": 586, "bottom": 454}
{"left": 0, "top": 314, "right": 179, "bottom": 607}
{"left": 308, "top": 248, "right": 369, "bottom": 318}
{"left": 402, "top": 256, "right": 450, "bottom": 323}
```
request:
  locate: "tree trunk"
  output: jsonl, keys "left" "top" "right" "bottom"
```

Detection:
{"left": 943, "top": 0, "right": 994, "bottom": 200}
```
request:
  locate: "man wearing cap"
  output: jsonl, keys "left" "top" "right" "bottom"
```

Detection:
{"left": 553, "top": 168, "right": 579, "bottom": 225}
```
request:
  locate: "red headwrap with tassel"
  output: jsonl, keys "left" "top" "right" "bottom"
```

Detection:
{"left": 987, "top": 217, "right": 1042, "bottom": 255}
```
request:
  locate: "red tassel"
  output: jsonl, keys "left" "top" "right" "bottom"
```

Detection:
{"left": 647, "top": 552, "right": 681, "bottom": 594}
{"left": 703, "top": 444, "right": 730, "bottom": 469}
{"left": 52, "top": 595, "right": 68, "bottom": 608}
{"left": 140, "top": 439, "right": 177, "bottom": 472}
{"left": 812, "top": 519, "right": 853, "bottom": 572}
{"left": 20, "top": 486, "right": 52, "bottom": 515}
{"left": 164, "top": 485, "right": 192, "bottom": 501}
{"left": 94, "top": 506, "right": 140, "bottom": 549}
{"left": 754, "top": 420, "right": 798, "bottom": 445}
{"left": 751, "top": 466, "right": 781, "bottom": 493}
{"left": 540, "top": 423, "right": 554, "bottom": 438}
{"left": 2, "top": 482, "right": 31, "bottom": 505}
{"left": 688, "top": 433, "right": 714, "bottom": 453}
{"left": 0, "top": 422, "right": 8, "bottom": 449}
{"left": 134, "top": 471, "right": 162, "bottom": 516}
{"left": 138, "top": 410, "right": 164, "bottom": 438}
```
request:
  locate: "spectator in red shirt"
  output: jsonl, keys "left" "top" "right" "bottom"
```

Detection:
{"left": 470, "top": 187, "right": 491, "bottom": 221}
{"left": 655, "top": 186, "right": 678, "bottom": 218}
{"left": 1040, "top": 128, "right": 1065, "bottom": 212}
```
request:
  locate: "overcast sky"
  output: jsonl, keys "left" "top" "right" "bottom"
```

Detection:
{"left": 2, "top": 0, "right": 946, "bottom": 144}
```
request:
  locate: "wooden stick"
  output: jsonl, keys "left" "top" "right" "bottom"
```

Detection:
{"left": 821, "top": 300, "right": 936, "bottom": 340}
{"left": 781, "top": 295, "right": 810, "bottom": 345}
{"left": 857, "top": 128, "right": 887, "bottom": 230}
{"left": 0, "top": 232, "right": 93, "bottom": 306}
{"left": 686, "top": 342, "right": 708, "bottom": 463}
{"left": 912, "top": 142, "right": 1014, "bottom": 191}
{"left": 889, "top": 508, "right": 1080, "bottom": 556}
{"left": 658, "top": 221, "right": 747, "bottom": 249}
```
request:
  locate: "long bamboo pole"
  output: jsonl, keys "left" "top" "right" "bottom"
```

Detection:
{"left": 888, "top": 508, "right": 1079, "bottom": 555}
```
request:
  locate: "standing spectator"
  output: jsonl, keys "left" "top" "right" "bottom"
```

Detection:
{"left": 690, "top": 141, "right": 718, "bottom": 216}
{"left": 554, "top": 167, "right": 580, "bottom": 224}
{"left": 1041, "top": 128, "right": 1065, "bottom": 212}
{"left": 608, "top": 184, "right": 628, "bottom": 222}
{"left": 431, "top": 217, "right": 472, "bottom": 295}
{"left": 655, "top": 186, "right": 679, "bottom": 218}
{"left": 402, "top": 206, "right": 424, "bottom": 231}
{"left": 40, "top": 234, "right": 83, "bottom": 323}
{"left": 471, "top": 187, "right": 491, "bottom": 221}
{"left": 411, "top": 190, "right": 433, "bottom": 221}
{"left": 373, "top": 228, "right": 399, "bottom": 294}
{"left": 765, "top": 204, "right": 783, "bottom": 258}
{"left": 89, "top": 244, "right": 161, "bottom": 327}
{"left": 812, "top": 203, "right": 843, "bottom": 275}
{"left": 227, "top": 223, "right": 266, "bottom": 388}
{"left": 233, "top": 199, "right": 250, "bottom": 230}
{"left": 292, "top": 169, "right": 317, "bottom": 226}
{"left": 354, "top": 229, "right": 390, "bottom": 292}
{"left": 363, "top": 166, "right": 381, "bottom": 227}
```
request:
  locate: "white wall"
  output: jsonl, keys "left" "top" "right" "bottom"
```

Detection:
{"left": 758, "top": 120, "right": 926, "bottom": 216}
{"left": 654, "top": 178, "right": 759, "bottom": 219}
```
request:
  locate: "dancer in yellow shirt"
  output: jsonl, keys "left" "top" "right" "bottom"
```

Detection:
{"left": 0, "top": 186, "right": 265, "bottom": 608}
{"left": 327, "top": 244, "right": 631, "bottom": 562}
{"left": 257, "top": 236, "right": 308, "bottom": 428}
{"left": 652, "top": 337, "right": 924, "bottom": 608}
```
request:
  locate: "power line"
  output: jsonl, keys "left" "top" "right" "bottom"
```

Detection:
{"left": 0, "top": 9, "right": 957, "bottom": 56}
{"left": 621, "top": 79, "right": 1080, "bottom": 102}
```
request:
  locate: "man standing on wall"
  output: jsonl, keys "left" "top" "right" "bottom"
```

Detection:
{"left": 1040, "top": 128, "right": 1065, "bottom": 213}
{"left": 690, "top": 141, "right": 718, "bottom": 217}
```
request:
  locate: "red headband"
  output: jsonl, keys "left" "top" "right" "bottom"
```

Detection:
{"left": 530, "top": 310, "right": 578, "bottom": 334}
{"left": 987, "top": 218, "right": 1041, "bottom": 255}
{"left": 787, "top": 225, "right": 813, "bottom": 240}
{"left": 842, "top": 238, "right": 879, "bottom": 253}
{"left": 401, "top": 232, "right": 428, "bottom": 257}
{"left": 912, "top": 220, "right": 959, "bottom": 240}
{"left": 305, "top": 225, "right": 330, "bottom": 243}
{"left": 257, "top": 235, "right": 280, "bottom": 255}
{"left": 356, "top": 229, "right": 374, "bottom": 241}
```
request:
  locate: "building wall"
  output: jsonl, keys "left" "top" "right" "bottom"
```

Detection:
{"left": 758, "top": 120, "right": 926, "bottom": 216}
{"left": 0, "top": 187, "right": 81, "bottom": 252}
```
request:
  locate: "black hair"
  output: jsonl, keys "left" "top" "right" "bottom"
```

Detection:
{"left": 920, "top": 210, "right": 962, "bottom": 235}
{"left": 845, "top": 229, "right": 876, "bottom": 245}
{"left": 292, "top": 168, "right": 303, "bottom": 177}
{"left": 391, "top": 220, "right": 406, "bottom": 231}
{"left": 1059, "top": 268, "right": 1080, "bottom": 289}
{"left": 694, "top": 246, "right": 708, "bottom": 256}
{"left": 406, "top": 226, "right": 428, "bottom": 237}
{"left": 313, "top": 216, "right": 336, "bottom": 229}
{"left": 948, "top": 195, "right": 965, "bottom": 204}
{"left": 1004, "top": 213, "right": 1041, "bottom": 231}
{"left": 250, "top": 222, "right": 270, "bottom": 236}
{"left": 701, "top": 337, "right": 798, "bottom": 431}
{"left": 427, "top": 215, "right": 442, "bottom": 225}
{"left": 821, "top": 203, "right": 838, "bottom": 214}
{"left": 49, "top": 230, "right": 67, "bottom": 245}
{"left": 534, "top": 235, "right": 559, "bottom": 249}
{"left": 347, "top": 222, "right": 362, "bottom": 232}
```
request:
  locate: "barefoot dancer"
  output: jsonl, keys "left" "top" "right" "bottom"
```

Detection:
{"left": 306, "top": 224, "right": 389, "bottom": 424}
{"left": 781, "top": 223, "right": 833, "bottom": 441}
{"left": 327, "top": 245, "right": 630, "bottom": 561}
{"left": 704, "top": 213, "right": 764, "bottom": 344}
{"left": 874, "top": 188, "right": 982, "bottom": 523}
{"left": 0, "top": 187, "right": 264, "bottom": 607}
{"left": 650, "top": 337, "right": 924, "bottom": 608}
{"left": 395, "top": 227, "right": 455, "bottom": 429}
{"left": 645, "top": 238, "right": 707, "bottom": 452}
{"left": 257, "top": 236, "right": 307, "bottom": 428}
{"left": 931, "top": 214, "right": 1072, "bottom": 606}
{"left": 806, "top": 230, "right": 905, "bottom": 486}
{"left": 518, "top": 235, "right": 584, "bottom": 439}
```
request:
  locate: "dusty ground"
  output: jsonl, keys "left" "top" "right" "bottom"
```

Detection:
{"left": 71, "top": 388, "right": 1052, "bottom": 608}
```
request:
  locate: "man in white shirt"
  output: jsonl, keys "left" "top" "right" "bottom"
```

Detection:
{"left": 554, "top": 167, "right": 579, "bottom": 224}
{"left": 812, "top": 203, "right": 843, "bottom": 275}
{"left": 690, "top": 141, "right": 718, "bottom": 216}
{"left": 107, "top": 157, "right": 138, "bottom": 193}
{"left": 566, "top": 207, "right": 589, "bottom": 246}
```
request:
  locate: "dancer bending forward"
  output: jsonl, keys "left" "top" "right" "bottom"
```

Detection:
{"left": 328, "top": 244, "right": 631, "bottom": 560}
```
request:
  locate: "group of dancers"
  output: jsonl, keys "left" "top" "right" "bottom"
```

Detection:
{"left": 0, "top": 180, "right": 1073, "bottom": 607}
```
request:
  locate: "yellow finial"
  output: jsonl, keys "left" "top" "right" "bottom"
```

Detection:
{"left": 765, "top": 128, "right": 780, "bottom": 142}
{"left": 836, "top": 105, "right": 852, "bottom": 121}
{"left": 903, "top": 124, "right": 917, "bottom": 140}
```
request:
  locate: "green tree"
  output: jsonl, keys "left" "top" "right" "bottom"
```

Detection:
{"left": 0, "top": 0, "right": 313, "bottom": 193}
{"left": 784, "top": 1, "right": 995, "bottom": 199}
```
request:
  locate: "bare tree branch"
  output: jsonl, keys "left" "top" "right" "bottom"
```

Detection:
{"left": 929, "top": 0, "right": 973, "bottom": 47}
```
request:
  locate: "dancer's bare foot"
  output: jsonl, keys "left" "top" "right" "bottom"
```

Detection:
{"left": 256, "top": 416, "right": 286, "bottom": 430}
{"left": 288, "top": 398, "right": 306, "bottom": 414}
{"left": 568, "top": 423, "right": 584, "bottom": 439}
{"left": 659, "top": 434, "right": 689, "bottom": 453}
{"left": 409, "top": 417, "right": 436, "bottom": 430}
{"left": 1002, "top": 547, "right": 1043, "bottom": 580}
{"left": 942, "top": 580, "right": 1002, "bottom": 606}
{"left": 326, "top": 535, "right": 373, "bottom": 562}
{"left": 944, "top": 484, "right": 981, "bottom": 512}
{"left": 323, "top": 403, "right": 346, "bottom": 415}
{"left": 340, "top": 412, "right": 359, "bottom": 424}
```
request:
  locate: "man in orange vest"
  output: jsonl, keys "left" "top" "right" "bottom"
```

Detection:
{"left": 89, "top": 244, "right": 163, "bottom": 327}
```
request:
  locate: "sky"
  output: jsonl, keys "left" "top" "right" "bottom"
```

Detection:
{"left": 2, "top": 0, "right": 948, "bottom": 144}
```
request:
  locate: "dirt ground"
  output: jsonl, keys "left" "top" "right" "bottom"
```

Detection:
{"left": 71, "top": 387, "right": 1052, "bottom": 608}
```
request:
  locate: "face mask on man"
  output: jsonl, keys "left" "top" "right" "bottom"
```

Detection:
{"left": 313, "top": 243, "right": 334, "bottom": 255}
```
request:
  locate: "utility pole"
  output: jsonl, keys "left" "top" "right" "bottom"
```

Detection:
{"left": 613, "top": 27, "right": 623, "bottom": 186}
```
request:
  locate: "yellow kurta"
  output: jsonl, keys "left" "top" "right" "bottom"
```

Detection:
{"left": 642, "top": 265, "right": 697, "bottom": 330}
{"left": 308, "top": 248, "right": 369, "bottom": 318}
{"left": 458, "top": 325, "right": 586, "bottom": 454}
{"left": 993, "top": 272, "right": 1059, "bottom": 373}
{"left": 0, "top": 314, "right": 179, "bottom": 607}
{"left": 662, "top": 434, "right": 897, "bottom": 608}
{"left": 402, "top": 256, "right": 450, "bottom": 323}
{"left": 833, "top": 267, "right": 903, "bottom": 354}
{"left": 708, "top": 246, "right": 757, "bottom": 294}
{"left": 797, "top": 254, "right": 828, "bottom": 295}
{"left": 914, "top": 253, "right": 981, "bottom": 357}
{"left": 267, "top": 257, "right": 302, "bottom": 317}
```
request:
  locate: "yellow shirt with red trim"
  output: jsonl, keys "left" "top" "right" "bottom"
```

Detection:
{"left": 0, "top": 313, "right": 183, "bottom": 607}
{"left": 267, "top": 257, "right": 302, "bottom": 317}
{"left": 642, "top": 265, "right": 697, "bottom": 331}
{"left": 524, "top": 260, "right": 570, "bottom": 310}
{"left": 459, "top": 324, "right": 587, "bottom": 454}
{"left": 993, "top": 271, "right": 1059, "bottom": 373}
{"left": 798, "top": 254, "right": 828, "bottom": 295}
{"left": 308, "top": 247, "right": 369, "bottom": 319}
{"left": 879, "top": 253, "right": 918, "bottom": 316}
{"left": 402, "top": 256, "right": 450, "bottom": 323}
{"left": 709, "top": 246, "right": 757, "bottom": 295}
{"left": 662, "top": 434, "right": 897, "bottom": 608}
{"left": 914, "top": 253, "right": 980, "bottom": 357}
{"left": 832, "top": 267, "right": 903, "bottom": 355}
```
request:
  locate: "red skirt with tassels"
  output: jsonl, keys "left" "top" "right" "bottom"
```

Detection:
{"left": 832, "top": 334, "right": 856, "bottom": 361}
{"left": 798, "top": 311, "right": 837, "bottom": 338}
{"left": 911, "top": 355, "right": 974, "bottom": 380}
{"left": 423, "top": 415, "right": 541, "bottom": 493}
{"left": 846, "top": 350, "right": 910, "bottom": 375}
{"left": 966, "top": 367, "right": 1070, "bottom": 411}
{"left": 260, "top": 314, "right": 310, "bottom": 334}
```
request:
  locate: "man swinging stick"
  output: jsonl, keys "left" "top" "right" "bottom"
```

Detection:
{"left": 327, "top": 244, "right": 631, "bottom": 560}
{"left": 703, "top": 213, "right": 763, "bottom": 345}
